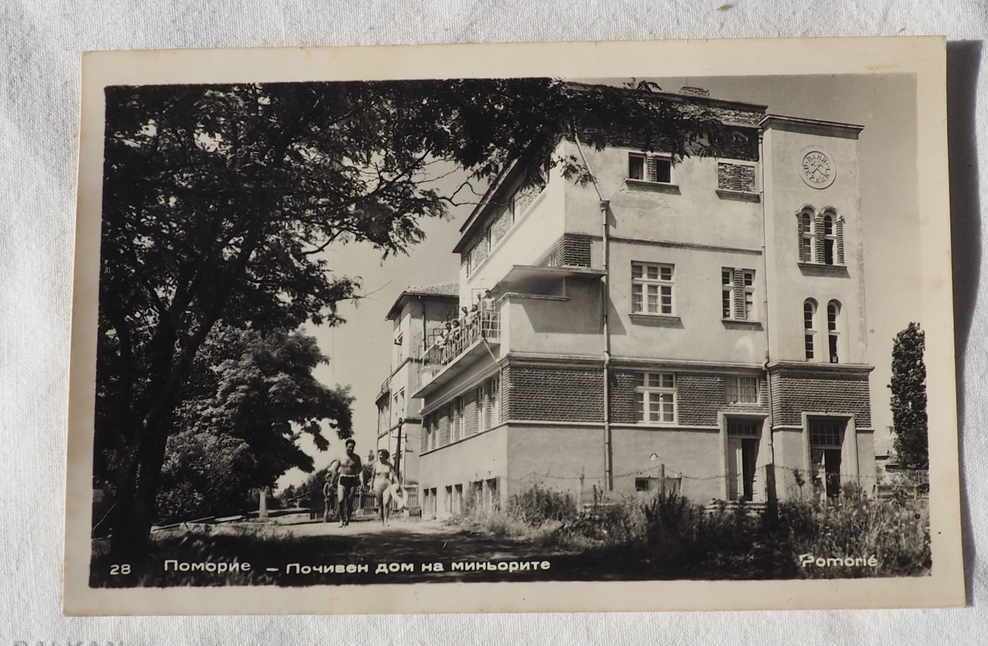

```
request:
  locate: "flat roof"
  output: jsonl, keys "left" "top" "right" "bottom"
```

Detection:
{"left": 384, "top": 283, "right": 459, "bottom": 321}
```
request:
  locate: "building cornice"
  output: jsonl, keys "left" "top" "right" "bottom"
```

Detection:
{"left": 759, "top": 114, "right": 865, "bottom": 139}
{"left": 767, "top": 360, "right": 874, "bottom": 376}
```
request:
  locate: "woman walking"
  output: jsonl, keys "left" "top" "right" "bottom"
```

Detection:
{"left": 372, "top": 449, "right": 398, "bottom": 527}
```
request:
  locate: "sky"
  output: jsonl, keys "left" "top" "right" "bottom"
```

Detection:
{"left": 277, "top": 74, "right": 918, "bottom": 489}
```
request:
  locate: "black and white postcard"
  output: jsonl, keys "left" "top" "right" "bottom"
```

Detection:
{"left": 64, "top": 37, "right": 964, "bottom": 614}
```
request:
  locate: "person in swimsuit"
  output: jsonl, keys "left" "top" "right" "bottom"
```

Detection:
{"left": 322, "top": 459, "right": 340, "bottom": 522}
{"left": 336, "top": 439, "right": 363, "bottom": 527}
{"left": 372, "top": 449, "right": 398, "bottom": 527}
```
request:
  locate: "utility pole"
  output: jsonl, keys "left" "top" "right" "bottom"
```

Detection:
{"left": 394, "top": 417, "right": 404, "bottom": 482}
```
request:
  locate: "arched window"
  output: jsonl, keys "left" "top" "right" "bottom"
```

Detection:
{"left": 827, "top": 300, "right": 841, "bottom": 363}
{"left": 799, "top": 207, "right": 845, "bottom": 266}
{"left": 797, "top": 208, "right": 815, "bottom": 262}
{"left": 822, "top": 213, "right": 836, "bottom": 265}
{"left": 803, "top": 299, "right": 817, "bottom": 360}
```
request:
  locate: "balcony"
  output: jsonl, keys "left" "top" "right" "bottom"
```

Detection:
{"left": 422, "top": 308, "right": 499, "bottom": 367}
{"left": 415, "top": 308, "right": 500, "bottom": 397}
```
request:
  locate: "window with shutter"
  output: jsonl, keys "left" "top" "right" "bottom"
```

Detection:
{"left": 721, "top": 267, "right": 755, "bottom": 321}
{"left": 628, "top": 152, "right": 672, "bottom": 184}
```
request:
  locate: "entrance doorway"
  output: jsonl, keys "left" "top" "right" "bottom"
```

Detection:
{"left": 726, "top": 418, "right": 760, "bottom": 501}
{"left": 809, "top": 418, "right": 845, "bottom": 498}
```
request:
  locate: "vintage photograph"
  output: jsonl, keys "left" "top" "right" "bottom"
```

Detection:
{"left": 64, "top": 40, "right": 962, "bottom": 613}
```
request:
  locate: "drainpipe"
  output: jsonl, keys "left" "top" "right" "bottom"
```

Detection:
{"left": 757, "top": 129, "right": 778, "bottom": 505}
{"left": 600, "top": 199, "right": 613, "bottom": 492}
{"left": 573, "top": 130, "right": 613, "bottom": 493}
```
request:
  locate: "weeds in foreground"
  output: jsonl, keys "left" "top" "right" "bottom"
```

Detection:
{"left": 453, "top": 482, "right": 931, "bottom": 579}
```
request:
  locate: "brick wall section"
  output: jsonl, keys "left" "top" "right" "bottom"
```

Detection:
{"left": 676, "top": 374, "right": 725, "bottom": 426}
{"left": 561, "top": 234, "right": 593, "bottom": 267}
{"left": 610, "top": 370, "right": 768, "bottom": 426}
{"left": 717, "top": 162, "right": 756, "bottom": 192}
{"left": 770, "top": 371, "right": 872, "bottom": 427}
{"left": 544, "top": 234, "right": 593, "bottom": 268}
{"left": 609, "top": 371, "right": 641, "bottom": 424}
{"left": 506, "top": 365, "right": 604, "bottom": 422}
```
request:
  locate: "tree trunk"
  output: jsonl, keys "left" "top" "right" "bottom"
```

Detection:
{"left": 109, "top": 412, "right": 171, "bottom": 562}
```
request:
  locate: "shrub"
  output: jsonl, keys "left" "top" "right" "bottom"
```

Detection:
{"left": 506, "top": 483, "right": 577, "bottom": 526}
{"left": 779, "top": 488, "right": 931, "bottom": 578}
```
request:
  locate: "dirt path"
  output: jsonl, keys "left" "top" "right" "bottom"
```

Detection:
{"left": 94, "top": 513, "right": 643, "bottom": 586}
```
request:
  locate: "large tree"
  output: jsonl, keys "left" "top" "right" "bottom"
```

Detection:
{"left": 96, "top": 78, "right": 733, "bottom": 558}
{"left": 888, "top": 322, "right": 929, "bottom": 468}
{"left": 152, "top": 326, "right": 352, "bottom": 522}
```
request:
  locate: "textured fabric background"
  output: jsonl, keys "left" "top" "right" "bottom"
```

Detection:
{"left": 1, "top": 1, "right": 986, "bottom": 643}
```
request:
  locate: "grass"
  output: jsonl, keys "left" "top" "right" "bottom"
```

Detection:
{"left": 451, "top": 483, "right": 932, "bottom": 579}
{"left": 92, "top": 484, "right": 932, "bottom": 586}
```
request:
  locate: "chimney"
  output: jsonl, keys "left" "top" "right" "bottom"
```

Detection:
{"left": 679, "top": 86, "right": 710, "bottom": 97}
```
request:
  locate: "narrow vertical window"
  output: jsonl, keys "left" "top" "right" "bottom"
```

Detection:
{"left": 803, "top": 299, "right": 817, "bottom": 360}
{"left": 721, "top": 270, "right": 734, "bottom": 319}
{"left": 453, "top": 397, "right": 463, "bottom": 441}
{"left": 822, "top": 213, "right": 836, "bottom": 265}
{"left": 488, "top": 375, "right": 501, "bottom": 427}
{"left": 798, "top": 209, "right": 815, "bottom": 262}
{"left": 475, "top": 386, "right": 484, "bottom": 433}
{"left": 742, "top": 270, "right": 755, "bottom": 320}
{"left": 628, "top": 153, "right": 645, "bottom": 180}
{"left": 827, "top": 300, "right": 841, "bottom": 363}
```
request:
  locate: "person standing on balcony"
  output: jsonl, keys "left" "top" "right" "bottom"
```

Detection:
{"left": 449, "top": 318, "right": 461, "bottom": 352}
{"left": 465, "top": 304, "right": 479, "bottom": 338}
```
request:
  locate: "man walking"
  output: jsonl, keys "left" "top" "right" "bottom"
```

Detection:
{"left": 336, "top": 439, "right": 363, "bottom": 527}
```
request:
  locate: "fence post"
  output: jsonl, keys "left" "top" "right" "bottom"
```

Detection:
{"left": 258, "top": 486, "right": 269, "bottom": 520}
{"left": 578, "top": 468, "right": 585, "bottom": 511}
{"left": 660, "top": 463, "right": 666, "bottom": 497}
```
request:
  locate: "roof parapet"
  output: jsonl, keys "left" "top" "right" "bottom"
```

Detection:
{"left": 760, "top": 114, "right": 864, "bottom": 139}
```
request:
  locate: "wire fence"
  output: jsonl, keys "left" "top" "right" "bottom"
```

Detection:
{"left": 505, "top": 461, "right": 925, "bottom": 505}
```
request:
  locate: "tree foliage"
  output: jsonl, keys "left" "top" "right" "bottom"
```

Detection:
{"left": 888, "top": 322, "right": 929, "bottom": 468}
{"left": 95, "top": 78, "right": 734, "bottom": 557}
{"left": 149, "top": 326, "right": 352, "bottom": 522}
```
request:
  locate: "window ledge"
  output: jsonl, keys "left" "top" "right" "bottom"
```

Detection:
{"left": 630, "top": 312, "right": 683, "bottom": 327}
{"left": 716, "top": 188, "right": 761, "bottom": 202}
{"left": 721, "top": 318, "right": 763, "bottom": 330}
{"left": 797, "top": 261, "right": 849, "bottom": 276}
{"left": 625, "top": 178, "right": 681, "bottom": 194}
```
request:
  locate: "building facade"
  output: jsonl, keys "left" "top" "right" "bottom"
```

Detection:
{"left": 376, "top": 284, "right": 460, "bottom": 512}
{"left": 408, "top": 85, "right": 875, "bottom": 517}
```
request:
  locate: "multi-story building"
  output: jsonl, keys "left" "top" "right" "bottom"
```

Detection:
{"left": 376, "top": 283, "right": 460, "bottom": 512}
{"left": 408, "top": 84, "right": 875, "bottom": 517}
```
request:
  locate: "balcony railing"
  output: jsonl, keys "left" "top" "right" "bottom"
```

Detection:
{"left": 421, "top": 308, "right": 499, "bottom": 369}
